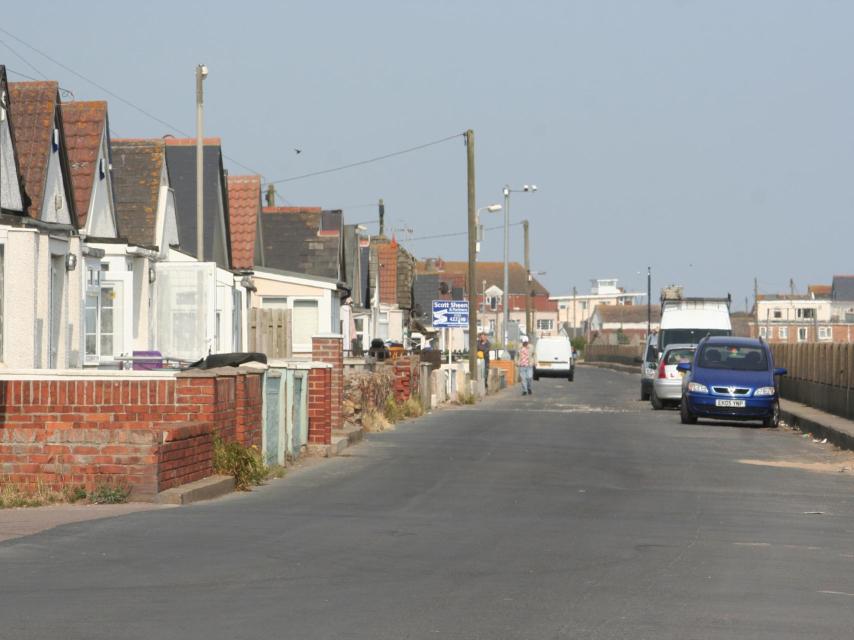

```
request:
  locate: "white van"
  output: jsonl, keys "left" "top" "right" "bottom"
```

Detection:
{"left": 533, "top": 336, "right": 575, "bottom": 382}
{"left": 658, "top": 296, "right": 732, "bottom": 355}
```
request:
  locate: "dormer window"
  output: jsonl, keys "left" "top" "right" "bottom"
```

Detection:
{"left": 99, "top": 157, "right": 106, "bottom": 179}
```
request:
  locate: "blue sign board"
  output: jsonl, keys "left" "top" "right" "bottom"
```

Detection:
{"left": 432, "top": 300, "right": 469, "bottom": 328}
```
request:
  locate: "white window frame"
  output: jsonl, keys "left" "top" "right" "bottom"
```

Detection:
{"left": 260, "top": 294, "right": 324, "bottom": 351}
{"left": 818, "top": 326, "right": 832, "bottom": 341}
{"left": 778, "top": 326, "right": 788, "bottom": 340}
{"left": 759, "top": 326, "right": 768, "bottom": 339}
{"left": 536, "top": 319, "right": 554, "bottom": 331}
{"left": 797, "top": 327, "right": 808, "bottom": 342}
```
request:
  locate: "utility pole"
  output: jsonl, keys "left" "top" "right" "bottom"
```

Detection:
{"left": 195, "top": 64, "right": 208, "bottom": 262}
{"left": 378, "top": 198, "right": 385, "bottom": 237}
{"left": 754, "top": 277, "right": 759, "bottom": 337}
{"left": 523, "top": 220, "right": 530, "bottom": 338}
{"left": 466, "top": 129, "right": 478, "bottom": 382}
{"left": 503, "top": 185, "right": 511, "bottom": 349}
{"left": 572, "top": 286, "right": 577, "bottom": 338}
{"left": 265, "top": 184, "right": 276, "bottom": 207}
{"left": 647, "top": 266, "right": 652, "bottom": 340}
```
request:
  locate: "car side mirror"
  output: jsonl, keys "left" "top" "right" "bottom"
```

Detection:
{"left": 774, "top": 367, "right": 787, "bottom": 376}
{"left": 676, "top": 362, "right": 691, "bottom": 373}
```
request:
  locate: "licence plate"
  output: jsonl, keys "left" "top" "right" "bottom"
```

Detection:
{"left": 715, "top": 399, "right": 746, "bottom": 408}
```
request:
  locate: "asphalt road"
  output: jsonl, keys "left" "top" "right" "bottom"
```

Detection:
{"left": 2, "top": 366, "right": 854, "bottom": 639}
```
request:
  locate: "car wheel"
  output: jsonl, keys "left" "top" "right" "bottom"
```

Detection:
{"left": 640, "top": 387, "right": 650, "bottom": 401}
{"left": 568, "top": 371, "right": 574, "bottom": 382}
{"left": 680, "top": 397, "right": 697, "bottom": 424}
{"left": 763, "top": 401, "right": 780, "bottom": 428}
{"left": 533, "top": 373, "right": 539, "bottom": 381}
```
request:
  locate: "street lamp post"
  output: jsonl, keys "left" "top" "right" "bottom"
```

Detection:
{"left": 195, "top": 63, "right": 208, "bottom": 262}
{"left": 502, "top": 184, "right": 536, "bottom": 354}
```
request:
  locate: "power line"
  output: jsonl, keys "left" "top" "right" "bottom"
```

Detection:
{"left": 0, "top": 39, "right": 48, "bottom": 80}
{"left": 406, "top": 222, "right": 523, "bottom": 243}
{"left": 264, "top": 133, "right": 464, "bottom": 185}
{"left": 0, "top": 26, "right": 265, "bottom": 178}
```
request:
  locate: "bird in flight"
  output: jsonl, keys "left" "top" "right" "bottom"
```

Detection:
{"left": 294, "top": 148, "right": 302, "bottom": 154}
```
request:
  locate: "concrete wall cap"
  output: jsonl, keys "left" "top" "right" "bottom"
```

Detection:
{"left": 312, "top": 333, "right": 344, "bottom": 340}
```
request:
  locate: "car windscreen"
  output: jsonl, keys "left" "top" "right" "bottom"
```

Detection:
{"left": 664, "top": 348, "right": 694, "bottom": 365}
{"left": 698, "top": 344, "right": 768, "bottom": 371}
{"left": 659, "top": 328, "right": 729, "bottom": 350}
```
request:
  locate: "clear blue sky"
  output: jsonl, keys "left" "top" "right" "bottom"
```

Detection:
{"left": 3, "top": 0, "right": 853, "bottom": 307}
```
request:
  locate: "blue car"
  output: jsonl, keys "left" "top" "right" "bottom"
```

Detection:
{"left": 676, "top": 336, "right": 787, "bottom": 427}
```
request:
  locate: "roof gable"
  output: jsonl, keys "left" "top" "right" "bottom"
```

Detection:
{"left": 261, "top": 206, "right": 341, "bottom": 280}
{"left": 164, "top": 140, "right": 230, "bottom": 269}
{"left": 226, "top": 175, "right": 261, "bottom": 269}
{"left": 0, "top": 66, "right": 25, "bottom": 213}
{"left": 60, "top": 101, "right": 115, "bottom": 233}
{"left": 8, "top": 81, "right": 76, "bottom": 224}
{"left": 111, "top": 139, "right": 165, "bottom": 247}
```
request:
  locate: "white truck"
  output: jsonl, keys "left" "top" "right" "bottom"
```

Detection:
{"left": 657, "top": 293, "right": 732, "bottom": 356}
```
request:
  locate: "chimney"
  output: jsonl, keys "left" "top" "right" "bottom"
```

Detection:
{"left": 265, "top": 184, "right": 276, "bottom": 207}
{"left": 378, "top": 198, "right": 385, "bottom": 237}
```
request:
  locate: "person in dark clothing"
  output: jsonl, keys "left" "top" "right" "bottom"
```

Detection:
{"left": 477, "top": 332, "right": 491, "bottom": 390}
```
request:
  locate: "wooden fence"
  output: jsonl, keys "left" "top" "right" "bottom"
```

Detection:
{"left": 248, "top": 308, "right": 292, "bottom": 358}
{"left": 584, "top": 344, "right": 642, "bottom": 367}
{"left": 770, "top": 343, "right": 854, "bottom": 421}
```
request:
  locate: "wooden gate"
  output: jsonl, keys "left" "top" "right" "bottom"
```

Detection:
{"left": 248, "top": 308, "right": 292, "bottom": 358}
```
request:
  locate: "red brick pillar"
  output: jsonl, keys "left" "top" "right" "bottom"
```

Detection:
{"left": 307, "top": 366, "right": 332, "bottom": 445}
{"left": 312, "top": 334, "right": 343, "bottom": 431}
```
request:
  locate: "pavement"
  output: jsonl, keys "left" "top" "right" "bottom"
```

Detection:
{"left": 2, "top": 367, "right": 854, "bottom": 639}
{"left": 0, "top": 503, "right": 173, "bottom": 543}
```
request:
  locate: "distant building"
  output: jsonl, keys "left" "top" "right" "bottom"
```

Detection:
{"left": 588, "top": 304, "right": 660, "bottom": 347}
{"left": 551, "top": 278, "right": 646, "bottom": 338}
{"left": 750, "top": 279, "right": 854, "bottom": 343}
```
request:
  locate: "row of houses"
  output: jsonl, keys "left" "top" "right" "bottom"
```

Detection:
{"left": 752, "top": 277, "right": 854, "bottom": 343}
{"left": 0, "top": 67, "right": 440, "bottom": 368}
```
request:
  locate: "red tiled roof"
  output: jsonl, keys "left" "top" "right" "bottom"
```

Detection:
{"left": 417, "top": 259, "right": 550, "bottom": 296}
{"left": 593, "top": 304, "right": 661, "bottom": 324}
{"left": 808, "top": 284, "right": 831, "bottom": 296}
{"left": 60, "top": 101, "right": 107, "bottom": 229}
{"left": 8, "top": 81, "right": 59, "bottom": 218}
{"left": 263, "top": 206, "right": 322, "bottom": 213}
{"left": 227, "top": 175, "right": 261, "bottom": 269}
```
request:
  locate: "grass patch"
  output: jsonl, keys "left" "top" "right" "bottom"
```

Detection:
{"left": 455, "top": 390, "right": 476, "bottom": 405}
{"left": 87, "top": 483, "right": 131, "bottom": 504}
{"left": 362, "top": 407, "right": 391, "bottom": 432}
{"left": 212, "top": 434, "right": 268, "bottom": 491}
{"left": 383, "top": 395, "right": 405, "bottom": 423}
{"left": 402, "top": 396, "right": 424, "bottom": 418}
{"left": 0, "top": 481, "right": 129, "bottom": 509}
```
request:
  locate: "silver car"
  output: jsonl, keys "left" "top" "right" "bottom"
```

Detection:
{"left": 640, "top": 334, "right": 658, "bottom": 401}
{"left": 651, "top": 344, "right": 696, "bottom": 410}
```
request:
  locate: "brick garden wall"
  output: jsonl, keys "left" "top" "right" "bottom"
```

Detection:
{"left": 307, "top": 366, "right": 332, "bottom": 445}
{"left": 312, "top": 335, "right": 343, "bottom": 431}
{"left": 393, "top": 356, "right": 420, "bottom": 403}
{"left": 0, "top": 369, "right": 263, "bottom": 499}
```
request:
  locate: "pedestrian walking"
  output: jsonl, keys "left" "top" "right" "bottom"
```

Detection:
{"left": 516, "top": 336, "right": 534, "bottom": 396}
{"left": 477, "top": 332, "right": 491, "bottom": 390}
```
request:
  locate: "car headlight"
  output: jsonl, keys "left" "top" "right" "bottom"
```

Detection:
{"left": 687, "top": 382, "right": 708, "bottom": 394}
{"left": 754, "top": 386, "right": 776, "bottom": 396}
